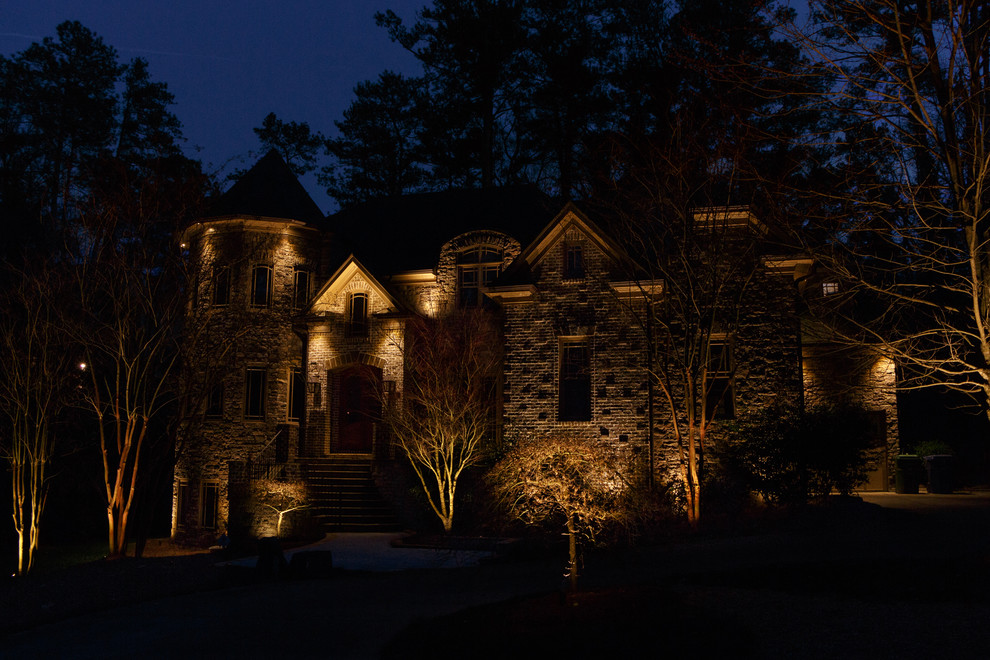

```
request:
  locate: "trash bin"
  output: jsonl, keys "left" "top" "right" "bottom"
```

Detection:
{"left": 924, "top": 454, "right": 954, "bottom": 494}
{"left": 895, "top": 455, "right": 924, "bottom": 494}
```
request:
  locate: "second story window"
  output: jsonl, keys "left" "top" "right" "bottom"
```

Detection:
{"left": 293, "top": 268, "right": 310, "bottom": 310}
{"left": 705, "top": 339, "right": 735, "bottom": 420}
{"left": 822, "top": 281, "right": 840, "bottom": 296}
{"left": 245, "top": 367, "right": 267, "bottom": 419}
{"left": 559, "top": 338, "right": 592, "bottom": 422}
{"left": 251, "top": 264, "right": 273, "bottom": 308}
{"left": 204, "top": 383, "right": 223, "bottom": 419}
{"left": 564, "top": 244, "right": 584, "bottom": 279}
{"left": 347, "top": 292, "right": 368, "bottom": 337}
{"left": 212, "top": 266, "right": 230, "bottom": 306}
{"left": 458, "top": 246, "right": 502, "bottom": 307}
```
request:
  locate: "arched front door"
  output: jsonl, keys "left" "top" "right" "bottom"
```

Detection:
{"left": 335, "top": 364, "right": 381, "bottom": 454}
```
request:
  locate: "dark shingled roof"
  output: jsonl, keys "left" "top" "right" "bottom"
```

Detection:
{"left": 206, "top": 150, "right": 325, "bottom": 226}
{"left": 328, "top": 186, "right": 558, "bottom": 275}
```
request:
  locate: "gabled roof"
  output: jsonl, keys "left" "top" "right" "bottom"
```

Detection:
{"left": 491, "top": 202, "right": 630, "bottom": 288}
{"left": 328, "top": 186, "right": 556, "bottom": 276}
{"left": 309, "top": 255, "right": 403, "bottom": 315}
{"left": 205, "top": 150, "right": 325, "bottom": 226}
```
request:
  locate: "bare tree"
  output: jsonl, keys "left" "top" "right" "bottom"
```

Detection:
{"left": 782, "top": 1, "right": 990, "bottom": 417}
{"left": 382, "top": 309, "right": 501, "bottom": 533}
{"left": 489, "top": 435, "right": 628, "bottom": 591}
{"left": 0, "top": 265, "right": 71, "bottom": 574}
{"left": 252, "top": 478, "right": 308, "bottom": 538}
{"left": 595, "top": 119, "right": 766, "bottom": 527}
{"left": 69, "top": 156, "right": 204, "bottom": 558}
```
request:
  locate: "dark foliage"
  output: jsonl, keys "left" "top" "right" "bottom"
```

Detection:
{"left": 718, "top": 406, "right": 874, "bottom": 505}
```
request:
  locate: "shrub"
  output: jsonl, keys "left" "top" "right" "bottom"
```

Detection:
{"left": 721, "top": 405, "right": 874, "bottom": 506}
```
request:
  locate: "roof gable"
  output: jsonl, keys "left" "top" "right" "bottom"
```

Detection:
{"left": 309, "top": 255, "right": 401, "bottom": 315}
{"left": 519, "top": 202, "right": 626, "bottom": 269}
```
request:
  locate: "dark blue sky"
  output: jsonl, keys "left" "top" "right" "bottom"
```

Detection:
{"left": 1, "top": 1, "right": 426, "bottom": 212}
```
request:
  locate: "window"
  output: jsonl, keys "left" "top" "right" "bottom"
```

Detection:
{"left": 250, "top": 264, "right": 273, "bottom": 308}
{"left": 705, "top": 340, "right": 734, "bottom": 420}
{"left": 293, "top": 268, "right": 310, "bottom": 309}
{"left": 457, "top": 246, "right": 502, "bottom": 307}
{"left": 200, "top": 481, "right": 219, "bottom": 528}
{"left": 559, "top": 339, "right": 592, "bottom": 421}
{"left": 347, "top": 292, "right": 368, "bottom": 336}
{"left": 176, "top": 480, "right": 190, "bottom": 527}
{"left": 212, "top": 266, "right": 230, "bottom": 306}
{"left": 288, "top": 368, "right": 305, "bottom": 422}
{"left": 245, "top": 368, "right": 267, "bottom": 419}
{"left": 822, "top": 281, "right": 840, "bottom": 296}
{"left": 564, "top": 244, "right": 585, "bottom": 279}
{"left": 205, "top": 383, "right": 223, "bottom": 419}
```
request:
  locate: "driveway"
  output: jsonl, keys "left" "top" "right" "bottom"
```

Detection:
{"left": 4, "top": 492, "right": 990, "bottom": 659}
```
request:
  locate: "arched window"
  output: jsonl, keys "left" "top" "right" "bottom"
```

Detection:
{"left": 457, "top": 245, "right": 502, "bottom": 307}
{"left": 250, "top": 264, "right": 273, "bottom": 308}
{"left": 347, "top": 292, "right": 368, "bottom": 336}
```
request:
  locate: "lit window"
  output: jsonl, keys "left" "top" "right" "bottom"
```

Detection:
{"left": 212, "top": 266, "right": 230, "bottom": 306}
{"left": 705, "top": 340, "right": 734, "bottom": 420}
{"left": 288, "top": 368, "right": 305, "bottom": 422}
{"left": 559, "top": 339, "right": 592, "bottom": 421}
{"left": 293, "top": 268, "right": 310, "bottom": 309}
{"left": 564, "top": 244, "right": 584, "bottom": 279}
{"left": 250, "top": 264, "right": 273, "bottom": 307}
{"left": 458, "top": 246, "right": 502, "bottom": 307}
{"left": 200, "top": 481, "right": 219, "bottom": 528}
{"left": 347, "top": 292, "right": 368, "bottom": 336}
{"left": 822, "top": 281, "right": 839, "bottom": 296}
{"left": 245, "top": 368, "right": 267, "bottom": 419}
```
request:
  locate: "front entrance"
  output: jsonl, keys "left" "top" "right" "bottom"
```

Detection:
{"left": 334, "top": 365, "right": 381, "bottom": 454}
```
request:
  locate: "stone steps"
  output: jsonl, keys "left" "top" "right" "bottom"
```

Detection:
{"left": 302, "top": 457, "right": 401, "bottom": 533}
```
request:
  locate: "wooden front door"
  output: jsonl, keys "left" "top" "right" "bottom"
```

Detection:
{"left": 336, "top": 365, "right": 380, "bottom": 453}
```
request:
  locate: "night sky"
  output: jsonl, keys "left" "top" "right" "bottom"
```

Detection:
{"left": 1, "top": 1, "right": 427, "bottom": 212}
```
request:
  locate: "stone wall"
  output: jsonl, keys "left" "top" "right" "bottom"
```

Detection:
{"left": 802, "top": 343, "right": 899, "bottom": 488}
{"left": 173, "top": 218, "right": 322, "bottom": 535}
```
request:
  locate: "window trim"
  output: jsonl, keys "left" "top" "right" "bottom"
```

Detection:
{"left": 288, "top": 367, "right": 305, "bottom": 422}
{"left": 199, "top": 481, "right": 219, "bottom": 529}
{"left": 559, "top": 336, "right": 592, "bottom": 422}
{"left": 250, "top": 263, "right": 273, "bottom": 308}
{"left": 204, "top": 382, "right": 223, "bottom": 419}
{"left": 212, "top": 266, "right": 231, "bottom": 307}
{"left": 293, "top": 267, "right": 311, "bottom": 310}
{"left": 245, "top": 367, "right": 267, "bottom": 420}
{"left": 346, "top": 291, "right": 369, "bottom": 337}
{"left": 564, "top": 244, "right": 585, "bottom": 280}
{"left": 457, "top": 245, "right": 503, "bottom": 308}
{"left": 705, "top": 338, "right": 735, "bottom": 420}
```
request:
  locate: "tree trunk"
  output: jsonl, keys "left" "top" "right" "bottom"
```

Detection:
{"left": 567, "top": 513, "right": 579, "bottom": 592}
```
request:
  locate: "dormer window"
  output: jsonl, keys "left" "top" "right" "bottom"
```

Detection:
{"left": 822, "top": 282, "right": 839, "bottom": 296}
{"left": 564, "top": 244, "right": 584, "bottom": 279}
{"left": 347, "top": 292, "right": 368, "bottom": 336}
{"left": 458, "top": 245, "right": 502, "bottom": 307}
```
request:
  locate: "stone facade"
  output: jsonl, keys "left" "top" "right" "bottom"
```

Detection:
{"left": 174, "top": 161, "right": 901, "bottom": 538}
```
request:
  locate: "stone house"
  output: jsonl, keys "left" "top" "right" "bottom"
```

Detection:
{"left": 172, "top": 152, "right": 899, "bottom": 538}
